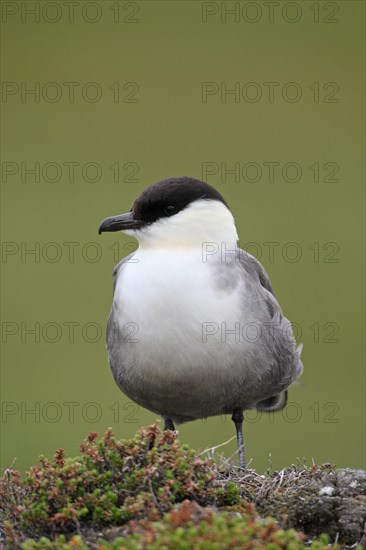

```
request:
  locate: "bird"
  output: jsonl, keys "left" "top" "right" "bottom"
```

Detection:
{"left": 98, "top": 176, "right": 303, "bottom": 469}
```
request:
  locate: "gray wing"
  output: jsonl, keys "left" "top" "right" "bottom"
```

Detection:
{"left": 106, "top": 251, "right": 143, "bottom": 399}
{"left": 240, "top": 250, "right": 275, "bottom": 295}
{"left": 238, "top": 249, "right": 282, "bottom": 323}
{"left": 238, "top": 249, "right": 303, "bottom": 411}
{"left": 111, "top": 252, "right": 135, "bottom": 295}
{"left": 106, "top": 252, "right": 135, "bottom": 350}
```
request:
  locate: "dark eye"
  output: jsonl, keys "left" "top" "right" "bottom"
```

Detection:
{"left": 164, "top": 205, "right": 176, "bottom": 216}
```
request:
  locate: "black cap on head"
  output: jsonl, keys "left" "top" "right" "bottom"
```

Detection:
{"left": 131, "top": 176, "right": 228, "bottom": 226}
{"left": 99, "top": 176, "right": 228, "bottom": 234}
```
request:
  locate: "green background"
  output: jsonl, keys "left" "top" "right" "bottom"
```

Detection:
{"left": 1, "top": 0, "right": 365, "bottom": 472}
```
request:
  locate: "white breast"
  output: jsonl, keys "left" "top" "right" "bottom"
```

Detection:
{"left": 113, "top": 249, "right": 246, "bottom": 375}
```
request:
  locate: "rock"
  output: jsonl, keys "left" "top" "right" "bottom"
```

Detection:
{"left": 218, "top": 465, "right": 366, "bottom": 548}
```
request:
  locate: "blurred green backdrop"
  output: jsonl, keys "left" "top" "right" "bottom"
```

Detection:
{"left": 1, "top": 0, "right": 365, "bottom": 472}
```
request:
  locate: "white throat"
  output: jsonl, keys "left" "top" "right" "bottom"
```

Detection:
{"left": 125, "top": 199, "right": 238, "bottom": 251}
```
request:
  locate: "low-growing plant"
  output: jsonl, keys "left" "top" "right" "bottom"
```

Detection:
{"left": 19, "top": 501, "right": 339, "bottom": 550}
{"left": 1, "top": 426, "right": 362, "bottom": 549}
{"left": 0, "top": 425, "right": 237, "bottom": 544}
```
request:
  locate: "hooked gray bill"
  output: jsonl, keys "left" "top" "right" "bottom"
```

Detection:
{"left": 98, "top": 212, "right": 143, "bottom": 234}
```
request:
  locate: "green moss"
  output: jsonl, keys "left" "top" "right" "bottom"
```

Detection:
{"left": 222, "top": 481, "right": 240, "bottom": 504}
{"left": 18, "top": 501, "right": 341, "bottom": 550}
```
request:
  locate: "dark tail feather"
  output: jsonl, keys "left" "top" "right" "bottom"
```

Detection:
{"left": 256, "top": 390, "right": 288, "bottom": 412}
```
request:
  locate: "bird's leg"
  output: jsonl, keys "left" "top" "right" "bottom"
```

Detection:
{"left": 232, "top": 409, "right": 245, "bottom": 470}
{"left": 163, "top": 417, "right": 175, "bottom": 431}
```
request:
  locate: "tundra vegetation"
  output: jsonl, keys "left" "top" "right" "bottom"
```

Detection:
{"left": 1, "top": 425, "right": 365, "bottom": 549}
